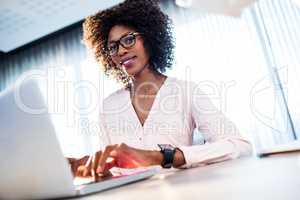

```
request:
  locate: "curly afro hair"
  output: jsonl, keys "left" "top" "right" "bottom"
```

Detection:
{"left": 83, "top": 0, "right": 175, "bottom": 88}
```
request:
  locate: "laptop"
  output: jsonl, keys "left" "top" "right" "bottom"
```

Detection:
{"left": 0, "top": 79, "right": 158, "bottom": 199}
{"left": 256, "top": 140, "right": 300, "bottom": 157}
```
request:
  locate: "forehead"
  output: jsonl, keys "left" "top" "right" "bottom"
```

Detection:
{"left": 108, "top": 25, "right": 136, "bottom": 42}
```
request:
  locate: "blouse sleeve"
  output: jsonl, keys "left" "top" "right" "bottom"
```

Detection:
{"left": 179, "top": 82, "right": 252, "bottom": 168}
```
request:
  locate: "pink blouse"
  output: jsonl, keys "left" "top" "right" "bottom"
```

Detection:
{"left": 99, "top": 77, "right": 252, "bottom": 168}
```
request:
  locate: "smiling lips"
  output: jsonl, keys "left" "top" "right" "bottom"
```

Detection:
{"left": 120, "top": 56, "right": 136, "bottom": 69}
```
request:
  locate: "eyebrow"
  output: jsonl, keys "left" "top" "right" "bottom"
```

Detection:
{"left": 108, "top": 31, "right": 132, "bottom": 43}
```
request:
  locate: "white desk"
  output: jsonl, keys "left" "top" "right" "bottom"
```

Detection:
{"left": 76, "top": 152, "right": 300, "bottom": 200}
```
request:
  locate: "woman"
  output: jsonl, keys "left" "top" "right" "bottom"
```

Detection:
{"left": 70, "top": 0, "right": 252, "bottom": 178}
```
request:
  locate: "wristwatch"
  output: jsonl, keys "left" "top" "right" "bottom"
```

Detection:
{"left": 158, "top": 144, "right": 176, "bottom": 168}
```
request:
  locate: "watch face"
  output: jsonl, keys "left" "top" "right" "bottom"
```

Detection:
{"left": 158, "top": 144, "right": 176, "bottom": 151}
{"left": 159, "top": 144, "right": 175, "bottom": 150}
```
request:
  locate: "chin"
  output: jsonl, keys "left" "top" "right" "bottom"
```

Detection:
{"left": 124, "top": 66, "right": 143, "bottom": 76}
{"left": 122, "top": 68, "right": 135, "bottom": 76}
{"left": 126, "top": 70, "right": 139, "bottom": 77}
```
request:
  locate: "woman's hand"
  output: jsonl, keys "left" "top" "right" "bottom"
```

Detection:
{"left": 69, "top": 143, "right": 186, "bottom": 178}
{"left": 67, "top": 156, "right": 89, "bottom": 176}
{"left": 75, "top": 143, "right": 163, "bottom": 178}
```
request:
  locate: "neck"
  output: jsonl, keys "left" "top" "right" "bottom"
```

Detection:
{"left": 131, "top": 64, "right": 166, "bottom": 94}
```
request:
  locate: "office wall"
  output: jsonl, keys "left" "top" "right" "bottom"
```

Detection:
{"left": 0, "top": 24, "right": 86, "bottom": 91}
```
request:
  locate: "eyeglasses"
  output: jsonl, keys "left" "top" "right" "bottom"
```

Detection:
{"left": 106, "top": 32, "right": 142, "bottom": 56}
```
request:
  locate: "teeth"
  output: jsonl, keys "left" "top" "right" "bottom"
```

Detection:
{"left": 121, "top": 57, "right": 134, "bottom": 65}
{"left": 123, "top": 59, "right": 131, "bottom": 65}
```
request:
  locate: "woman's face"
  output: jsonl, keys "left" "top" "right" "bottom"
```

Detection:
{"left": 107, "top": 25, "right": 150, "bottom": 76}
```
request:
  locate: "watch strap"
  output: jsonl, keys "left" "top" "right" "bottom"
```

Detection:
{"left": 158, "top": 144, "right": 176, "bottom": 168}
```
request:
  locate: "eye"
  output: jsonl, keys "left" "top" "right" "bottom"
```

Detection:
{"left": 108, "top": 43, "right": 117, "bottom": 50}
{"left": 122, "top": 35, "right": 135, "bottom": 46}
{"left": 107, "top": 43, "right": 118, "bottom": 55}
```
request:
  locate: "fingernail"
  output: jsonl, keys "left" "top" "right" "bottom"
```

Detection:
{"left": 97, "top": 167, "right": 102, "bottom": 174}
{"left": 83, "top": 168, "right": 88, "bottom": 176}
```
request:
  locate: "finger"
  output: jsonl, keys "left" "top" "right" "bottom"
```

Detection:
{"left": 83, "top": 155, "right": 93, "bottom": 177}
{"left": 99, "top": 158, "right": 117, "bottom": 177}
{"left": 104, "top": 158, "right": 117, "bottom": 171}
{"left": 91, "top": 151, "right": 102, "bottom": 178}
{"left": 94, "top": 171, "right": 113, "bottom": 182}
{"left": 76, "top": 165, "right": 88, "bottom": 177}
{"left": 97, "top": 145, "right": 117, "bottom": 174}
{"left": 69, "top": 156, "right": 88, "bottom": 177}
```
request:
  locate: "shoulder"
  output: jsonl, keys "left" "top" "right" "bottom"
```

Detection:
{"left": 166, "top": 77, "right": 198, "bottom": 93}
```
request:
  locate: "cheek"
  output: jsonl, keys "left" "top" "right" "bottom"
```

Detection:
{"left": 136, "top": 43, "right": 149, "bottom": 61}
{"left": 111, "top": 56, "right": 120, "bottom": 66}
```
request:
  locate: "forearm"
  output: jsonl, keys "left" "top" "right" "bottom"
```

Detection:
{"left": 179, "top": 137, "right": 252, "bottom": 167}
{"left": 173, "top": 148, "right": 186, "bottom": 168}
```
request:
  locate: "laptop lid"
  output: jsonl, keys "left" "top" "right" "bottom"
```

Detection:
{"left": 0, "top": 79, "right": 76, "bottom": 199}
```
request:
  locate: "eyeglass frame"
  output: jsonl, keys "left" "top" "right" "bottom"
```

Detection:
{"left": 106, "top": 32, "right": 143, "bottom": 56}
